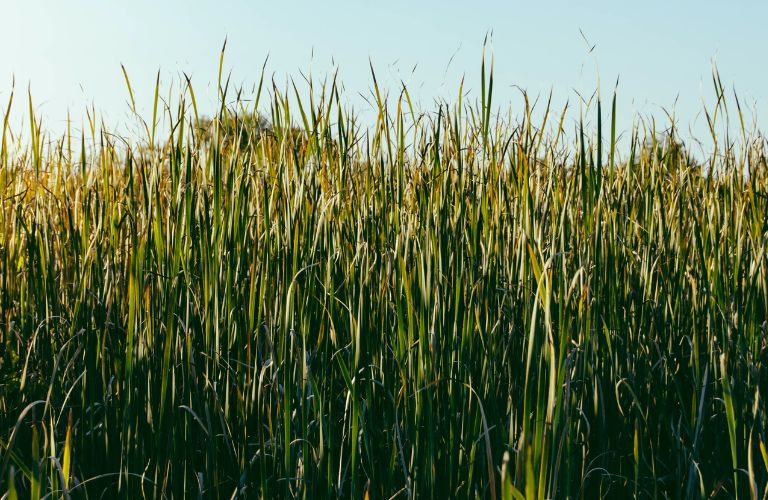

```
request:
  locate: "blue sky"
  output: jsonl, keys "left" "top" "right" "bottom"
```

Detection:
{"left": 1, "top": 1, "right": 766, "bottom": 147}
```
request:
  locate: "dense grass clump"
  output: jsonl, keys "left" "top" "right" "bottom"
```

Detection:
{"left": 1, "top": 58, "right": 768, "bottom": 498}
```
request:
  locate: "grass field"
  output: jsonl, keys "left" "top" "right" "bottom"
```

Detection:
{"left": 1, "top": 55, "right": 768, "bottom": 498}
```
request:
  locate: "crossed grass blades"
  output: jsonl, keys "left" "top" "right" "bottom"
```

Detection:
{"left": 1, "top": 48, "right": 768, "bottom": 499}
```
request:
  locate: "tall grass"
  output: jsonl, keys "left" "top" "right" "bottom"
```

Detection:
{"left": 1, "top": 56, "right": 767, "bottom": 498}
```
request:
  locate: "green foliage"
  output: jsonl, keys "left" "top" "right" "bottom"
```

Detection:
{"left": 196, "top": 110, "right": 272, "bottom": 150}
{"left": 1, "top": 61, "right": 768, "bottom": 499}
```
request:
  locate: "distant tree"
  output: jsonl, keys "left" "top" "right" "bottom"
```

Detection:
{"left": 643, "top": 132, "right": 693, "bottom": 170}
{"left": 196, "top": 111, "right": 272, "bottom": 150}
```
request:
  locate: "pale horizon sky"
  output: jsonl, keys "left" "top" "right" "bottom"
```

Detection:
{"left": 1, "top": 1, "right": 766, "bottom": 150}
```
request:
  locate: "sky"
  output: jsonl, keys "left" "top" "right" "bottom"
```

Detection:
{"left": 1, "top": 1, "right": 766, "bottom": 150}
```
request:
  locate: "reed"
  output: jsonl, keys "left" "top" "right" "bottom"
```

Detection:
{"left": 1, "top": 56, "right": 767, "bottom": 498}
